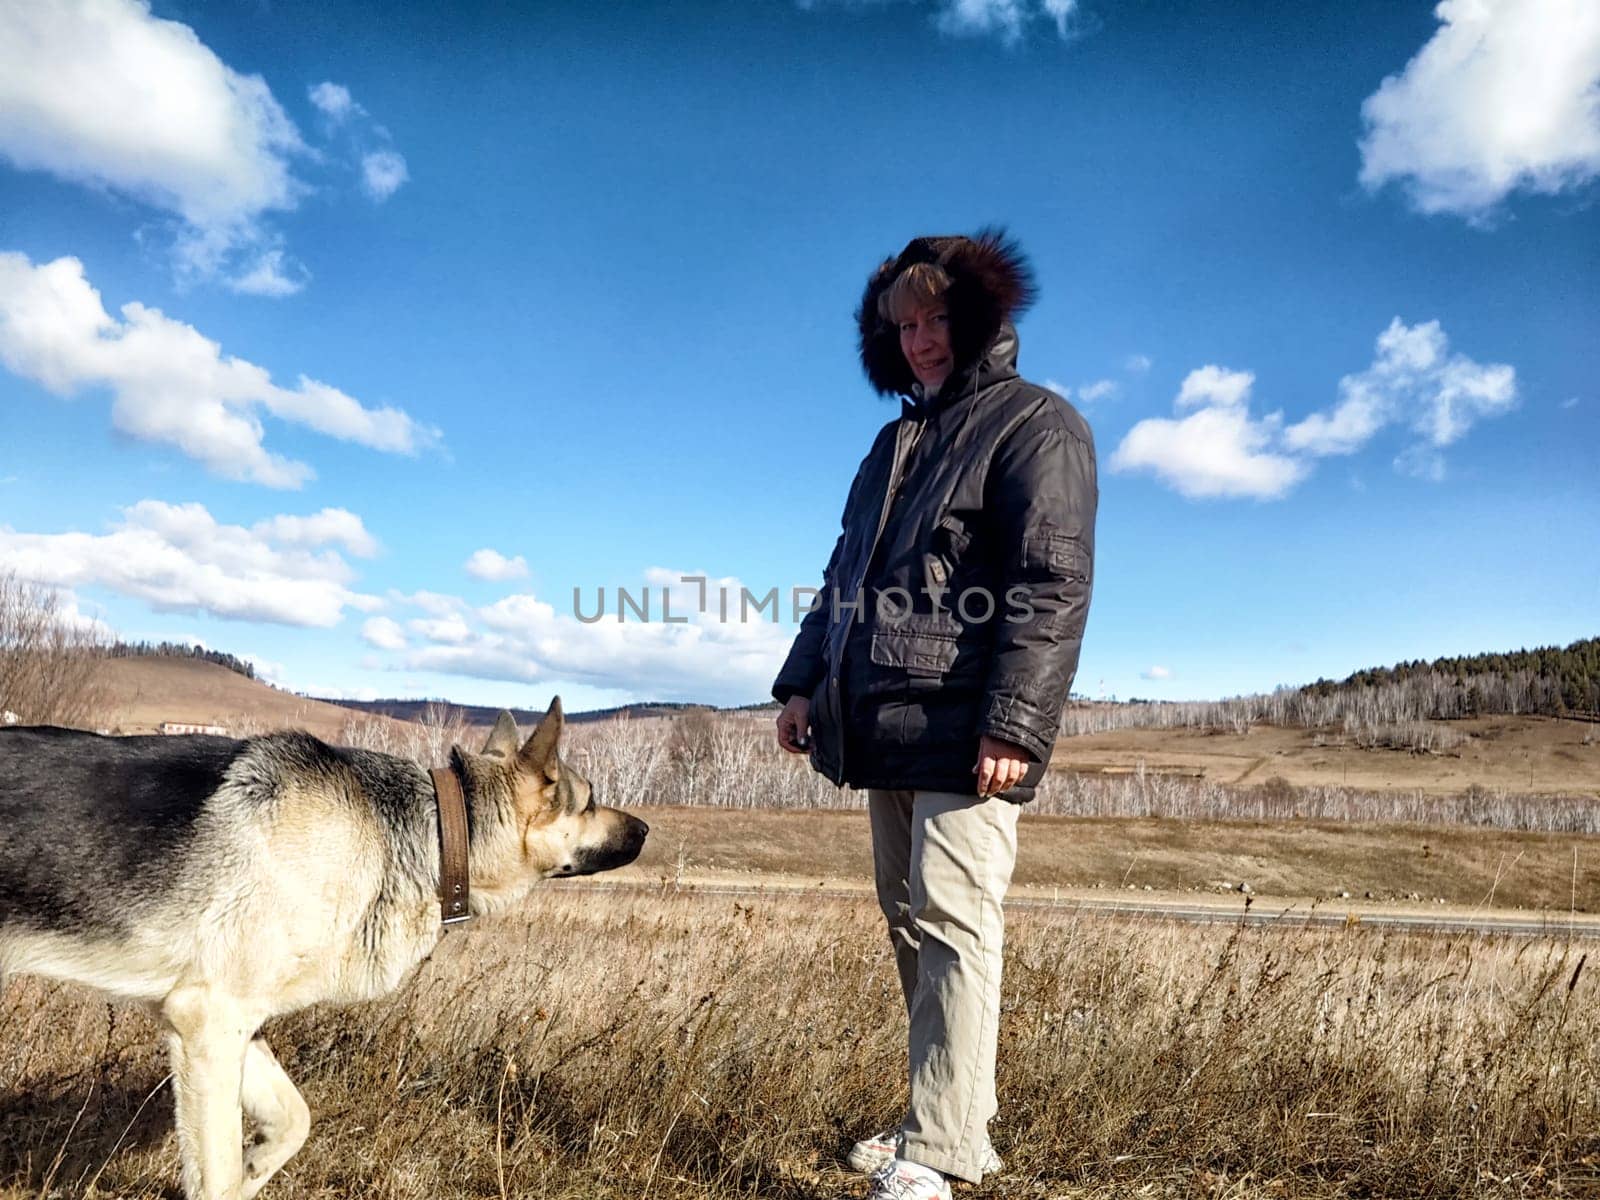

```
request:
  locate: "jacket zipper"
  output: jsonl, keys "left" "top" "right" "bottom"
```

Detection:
{"left": 827, "top": 408, "right": 928, "bottom": 780}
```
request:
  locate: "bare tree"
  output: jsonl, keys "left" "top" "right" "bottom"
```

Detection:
{"left": 0, "top": 572, "right": 109, "bottom": 729}
{"left": 337, "top": 711, "right": 408, "bottom": 757}
{"left": 418, "top": 701, "right": 473, "bottom": 768}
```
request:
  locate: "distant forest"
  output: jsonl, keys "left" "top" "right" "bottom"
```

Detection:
{"left": 1302, "top": 636, "right": 1599, "bottom": 717}
{"left": 106, "top": 640, "right": 257, "bottom": 681}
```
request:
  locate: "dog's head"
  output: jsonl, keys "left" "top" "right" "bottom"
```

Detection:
{"left": 460, "top": 698, "right": 647, "bottom": 883}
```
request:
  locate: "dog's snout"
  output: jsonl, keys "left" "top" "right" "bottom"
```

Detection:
{"left": 565, "top": 810, "right": 649, "bottom": 877}
{"left": 616, "top": 813, "right": 648, "bottom": 863}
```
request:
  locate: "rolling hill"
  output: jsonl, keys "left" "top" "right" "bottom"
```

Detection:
{"left": 95, "top": 657, "right": 385, "bottom": 740}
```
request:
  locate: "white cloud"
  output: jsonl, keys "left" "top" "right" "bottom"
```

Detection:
{"left": 1045, "top": 378, "right": 1117, "bottom": 405}
{"left": 376, "top": 570, "right": 800, "bottom": 705}
{"left": 1562, "top": 396, "right": 1580, "bottom": 409}
{"left": 1117, "top": 320, "right": 1517, "bottom": 501}
{"left": 1395, "top": 445, "right": 1447, "bottom": 482}
{"left": 1279, "top": 378, "right": 1387, "bottom": 457}
{"left": 253, "top": 509, "right": 379, "bottom": 558}
{"left": 1284, "top": 318, "right": 1516, "bottom": 457}
{"left": 1359, "top": 0, "right": 1600, "bottom": 220}
{"left": 305, "top": 682, "right": 382, "bottom": 702}
{"left": 0, "top": 253, "right": 439, "bottom": 487}
{"left": 799, "top": 0, "right": 1080, "bottom": 43}
{"left": 310, "top": 81, "right": 408, "bottom": 203}
{"left": 1110, "top": 366, "right": 1308, "bottom": 501}
{"left": 1177, "top": 364, "right": 1254, "bottom": 410}
{"left": 935, "top": 0, "right": 1079, "bottom": 42}
{"left": 937, "top": 0, "right": 1026, "bottom": 39}
{"left": 230, "top": 249, "right": 308, "bottom": 298}
{"left": 393, "top": 589, "right": 466, "bottom": 618}
{"left": 0, "top": 0, "right": 307, "bottom": 287}
{"left": 25, "top": 587, "right": 120, "bottom": 643}
{"left": 1140, "top": 665, "right": 1172, "bottom": 681}
{"left": 362, "top": 616, "right": 408, "bottom": 651}
{"left": 308, "top": 82, "right": 360, "bottom": 122}
{"left": 465, "top": 548, "right": 530, "bottom": 581}
{"left": 1040, "top": 0, "right": 1078, "bottom": 38}
{"left": 0, "top": 7, "right": 409, "bottom": 289}
{"left": 1125, "top": 353, "right": 1153, "bottom": 374}
{"left": 0, "top": 500, "right": 381, "bottom": 627}
{"left": 361, "top": 150, "right": 409, "bottom": 201}
{"left": 408, "top": 613, "right": 474, "bottom": 645}
{"left": 244, "top": 653, "right": 289, "bottom": 686}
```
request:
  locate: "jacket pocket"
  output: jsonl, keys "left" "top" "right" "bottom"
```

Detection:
{"left": 1019, "top": 529, "right": 1090, "bottom": 580}
{"left": 869, "top": 629, "right": 958, "bottom": 677}
{"left": 934, "top": 513, "right": 973, "bottom": 556}
{"left": 867, "top": 629, "right": 987, "bottom": 695}
{"left": 924, "top": 513, "right": 973, "bottom": 595}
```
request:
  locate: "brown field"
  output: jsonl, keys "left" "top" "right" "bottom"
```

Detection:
{"left": 611, "top": 805, "right": 1600, "bottom": 915}
{"left": 1059, "top": 716, "right": 1600, "bottom": 797}
{"left": 4, "top": 889, "right": 1599, "bottom": 1199}
{"left": 79, "top": 662, "right": 1600, "bottom": 914}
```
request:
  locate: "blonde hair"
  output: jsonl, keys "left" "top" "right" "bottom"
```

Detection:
{"left": 878, "top": 261, "right": 952, "bottom": 325}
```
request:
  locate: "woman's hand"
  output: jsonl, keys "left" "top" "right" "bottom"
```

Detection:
{"left": 974, "top": 733, "right": 1030, "bottom": 797}
{"left": 776, "top": 695, "right": 812, "bottom": 753}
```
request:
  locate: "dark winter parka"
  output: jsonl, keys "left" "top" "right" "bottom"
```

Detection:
{"left": 772, "top": 231, "right": 1097, "bottom": 803}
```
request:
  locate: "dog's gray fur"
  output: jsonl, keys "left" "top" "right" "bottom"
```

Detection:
{"left": 0, "top": 699, "right": 646, "bottom": 1200}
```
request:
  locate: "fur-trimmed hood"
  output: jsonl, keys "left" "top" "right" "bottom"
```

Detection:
{"left": 856, "top": 229, "right": 1037, "bottom": 397}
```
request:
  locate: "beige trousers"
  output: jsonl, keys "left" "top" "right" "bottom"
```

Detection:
{"left": 867, "top": 788, "right": 1020, "bottom": 1183}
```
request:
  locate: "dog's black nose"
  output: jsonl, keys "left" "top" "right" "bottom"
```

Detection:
{"left": 619, "top": 814, "right": 648, "bottom": 862}
{"left": 573, "top": 812, "right": 648, "bottom": 875}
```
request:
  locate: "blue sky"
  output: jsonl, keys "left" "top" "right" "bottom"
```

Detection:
{"left": 0, "top": 0, "right": 1596, "bottom": 711}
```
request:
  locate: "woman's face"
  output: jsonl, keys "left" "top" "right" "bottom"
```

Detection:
{"left": 897, "top": 300, "right": 953, "bottom": 394}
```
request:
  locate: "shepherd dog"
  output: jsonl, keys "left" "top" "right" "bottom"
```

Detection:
{"left": 0, "top": 699, "right": 646, "bottom": 1200}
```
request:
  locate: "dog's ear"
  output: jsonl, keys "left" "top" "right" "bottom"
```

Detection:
{"left": 481, "top": 711, "right": 520, "bottom": 758}
{"left": 517, "top": 696, "right": 564, "bottom": 782}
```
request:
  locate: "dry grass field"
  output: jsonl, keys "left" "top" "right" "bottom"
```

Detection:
{"left": 1058, "top": 717, "right": 1599, "bottom": 798}
{"left": 4, "top": 889, "right": 1599, "bottom": 1200}
{"left": 609, "top": 806, "right": 1600, "bottom": 915}
{"left": 8, "top": 660, "right": 1600, "bottom": 1197}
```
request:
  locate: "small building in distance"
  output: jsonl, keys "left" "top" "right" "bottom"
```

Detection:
{"left": 158, "top": 721, "right": 229, "bottom": 736}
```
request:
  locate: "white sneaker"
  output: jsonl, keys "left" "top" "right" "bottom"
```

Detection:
{"left": 847, "top": 1129, "right": 1004, "bottom": 1177}
{"left": 862, "top": 1160, "right": 951, "bottom": 1200}
{"left": 846, "top": 1128, "right": 901, "bottom": 1174}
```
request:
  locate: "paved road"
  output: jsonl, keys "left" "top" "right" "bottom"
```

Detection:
{"left": 555, "top": 878, "right": 1600, "bottom": 940}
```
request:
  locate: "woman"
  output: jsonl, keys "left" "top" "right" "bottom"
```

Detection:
{"left": 773, "top": 231, "right": 1097, "bottom": 1200}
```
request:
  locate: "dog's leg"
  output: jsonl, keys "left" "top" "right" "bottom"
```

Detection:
{"left": 162, "top": 986, "right": 255, "bottom": 1200}
{"left": 239, "top": 1036, "right": 309, "bottom": 1200}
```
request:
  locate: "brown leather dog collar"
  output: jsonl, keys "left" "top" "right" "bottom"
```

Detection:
{"left": 430, "top": 765, "right": 472, "bottom": 928}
